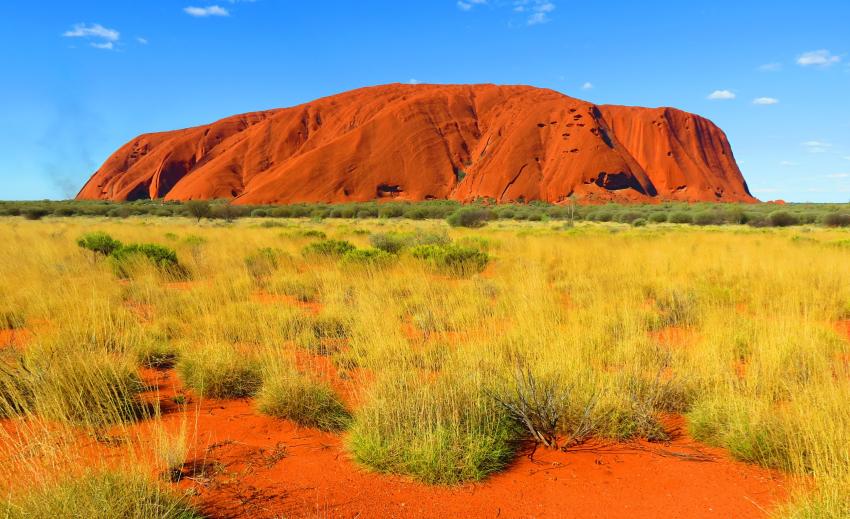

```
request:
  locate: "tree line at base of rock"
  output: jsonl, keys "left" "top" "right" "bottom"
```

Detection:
{"left": 2, "top": 199, "right": 850, "bottom": 228}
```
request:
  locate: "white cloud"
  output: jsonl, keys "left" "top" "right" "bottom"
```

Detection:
{"left": 802, "top": 140, "right": 832, "bottom": 153}
{"left": 581, "top": 82, "right": 593, "bottom": 90}
{"left": 407, "top": 78, "right": 423, "bottom": 84}
{"left": 827, "top": 173, "right": 849, "bottom": 178}
{"left": 457, "top": 0, "right": 486, "bottom": 11}
{"left": 779, "top": 161, "right": 798, "bottom": 166}
{"left": 512, "top": 0, "right": 555, "bottom": 25}
{"left": 758, "top": 62, "right": 782, "bottom": 72}
{"left": 797, "top": 49, "right": 841, "bottom": 67}
{"left": 62, "top": 23, "right": 120, "bottom": 50}
{"left": 63, "top": 23, "right": 120, "bottom": 41}
{"left": 844, "top": 156, "right": 850, "bottom": 161}
{"left": 753, "top": 97, "right": 779, "bottom": 105}
{"left": 184, "top": 5, "right": 230, "bottom": 17}
{"left": 707, "top": 89, "right": 735, "bottom": 100}
{"left": 136, "top": 37, "right": 148, "bottom": 45}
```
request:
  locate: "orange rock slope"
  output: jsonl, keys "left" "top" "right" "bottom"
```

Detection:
{"left": 77, "top": 84, "right": 754, "bottom": 204}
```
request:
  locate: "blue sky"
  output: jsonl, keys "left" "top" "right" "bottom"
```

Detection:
{"left": 1, "top": 1, "right": 848, "bottom": 202}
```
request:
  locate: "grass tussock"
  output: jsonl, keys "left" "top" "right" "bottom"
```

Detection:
{"left": 0, "top": 471, "right": 201, "bottom": 519}
{"left": 177, "top": 343, "right": 262, "bottom": 398}
{"left": 257, "top": 364, "right": 350, "bottom": 431}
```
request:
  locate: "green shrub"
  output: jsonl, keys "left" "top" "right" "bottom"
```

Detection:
{"left": 77, "top": 232, "right": 123, "bottom": 257}
{"left": 302, "top": 240, "right": 356, "bottom": 257}
{"left": 410, "top": 245, "right": 489, "bottom": 276}
{"left": 251, "top": 208, "right": 269, "bottom": 218}
{"left": 447, "top": 206, "right": 492, "bottom": 228}
{"left": 257, "top": 369, "right": 350, "bottom": 431}
{"left": 300, "top": 229, "right": 327, "bottom": 239}
{"left": 109, "top": 244, "right": 186, "bottom": 279}
{"left": 245, "top": 247, "right": 281, "bottom": 281}
{"left": 369, "top": 232, "right": 410, "bottom": 254}
{"left": 413, "top": 229, "right": 452, "bottom": 246}
{"left": 648, "top": 212, "right": 669, "bottom": 223}
{"left": 668, "top": 211, "right": 693, "bottom": 224}
{"left": 595, "top": 210, "right": 616, "bottom": 222}
{"left": 184, "top": 200, "right": 211, "bottom": 222}
{"left": 823, "top": 212, "right": 850, "bottom": 227}
{"left": 108, "top": 207, "right": 131, "bottom": 218}
{"left": 0, "top": 471, "right": 201, "bottom": 519}
{"left": 21, "top": 207, "right": 49, "bottom": 220}
{"left": 616, "top": 211, "right": 644, "bottom": 224}
{"left": 693, "top": 211, "right": 723, "bottom": 226}
{"left": 177, "top": 345, "right": 262, "bottom": 399}
{"left": 769, "top": 211, "right": 800, "bottom": 227}
{"left": 632, "top": 218, "right": 647, "bottom": 227}
{"left": 341, "top": 248, "right": 395, "bottom": 267}
{"left": 378, "top": 205, "right": 405, "bottom": 218}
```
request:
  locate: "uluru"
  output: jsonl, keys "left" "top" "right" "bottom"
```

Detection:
{"left": 77, "top": 84, "right": 754, "bottom": 204}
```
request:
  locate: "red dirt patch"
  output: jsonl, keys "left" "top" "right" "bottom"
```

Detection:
{"left": 162, "top": 399, "right": 787, "bottom": 519}
{"left": 0, "top": 328, "right": 31, "bottom": 349}
{"left": 835, "top": 320, "right": 850, "bottom": 341}
{"left": 3, "top": 368, "right": 789, "bottom": 518}
{"left": 127, "top": 369, "right": 788, "bottom": 519}
{"left": 650, "top": 326, "right": 698, "bottom": 348}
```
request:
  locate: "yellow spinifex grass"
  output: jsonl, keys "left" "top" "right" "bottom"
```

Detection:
{"left": 0, "top": 215, "right": 848, "bottom": 515}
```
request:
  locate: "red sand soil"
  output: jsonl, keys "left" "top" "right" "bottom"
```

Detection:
{"left": 650, "top": 326, "right": 699, "bottom": 348}
{"left": 0, "top": 328, "right": 31, "bottom": 349}
{"left": 77, "top": 84, "right": 754, "bottom": 205}
{"left": 835, "top": 320, "right": 850, "bottom": 341}
{"left": 129, "top": 369, "right": 789, "bottom": 519}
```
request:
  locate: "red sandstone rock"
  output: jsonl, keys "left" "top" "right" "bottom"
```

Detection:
{"left": 77, "top": 84, "right": 754, "bottom": 204}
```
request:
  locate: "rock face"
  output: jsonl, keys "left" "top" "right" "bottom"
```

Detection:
{"left": 77, "top": 84, "right": 754, "bottom": 204}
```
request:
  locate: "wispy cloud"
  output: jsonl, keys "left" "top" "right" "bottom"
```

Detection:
{"left": 707, "top": 89, "right": 735, "bottom": 100}
{"left": 136, "top": 37, "right": 149, "bottom": 45}
{"left": 827, "top": 173, "right": 849, "bottom": 178}
{"left": 457, "top": 0, "right": 486, "bottom": 11}
{"left": 459, "top": 1, "right": 556, "bottom": 26}
{"left": 63, "top": 23, "right": 119, "bottom": 41}
{"left": 184, "top": 5, "right": 230, "bottom": 17}
{"left": 797, "top": 49, "right": 841, "bottom": 67}
{"left": 407, "top": 79, "right": 423, "bottom": 85}
{"left": 581, "top": 82, "right": 593, "bottom": 90}
{"left": 62, "top": 23, "right": 120, "bottom": 50}
{"left": 753, "top": 97, "right": 779, "bottom": 105}
{"left": 514, "top": 1, "right": 556, "bottom": 25}
{"left": 802, "top": 140, "right": 832, "bottom": 153}
{"left": 758, "top": 62, "right": 782, "bottom": 72}
{"left": 779, "top": 161, "right": 798, "bottom": 166}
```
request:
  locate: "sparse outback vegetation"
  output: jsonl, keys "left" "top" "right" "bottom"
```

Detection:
{"left": 1, "top": 211, "right": 849, "bottom": 517}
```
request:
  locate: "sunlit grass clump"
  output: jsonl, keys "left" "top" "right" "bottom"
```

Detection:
{"left": 177, "top": 343, "right": 262, "bottom": 398}
{"left": 348, "top": 375, "right": 518, "bottom": 484}
{"left": 0, "top": 471, "right": 201, "bottom": 519}
{"left": 257, "top": 365, "right": 350, "bottom": 431}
